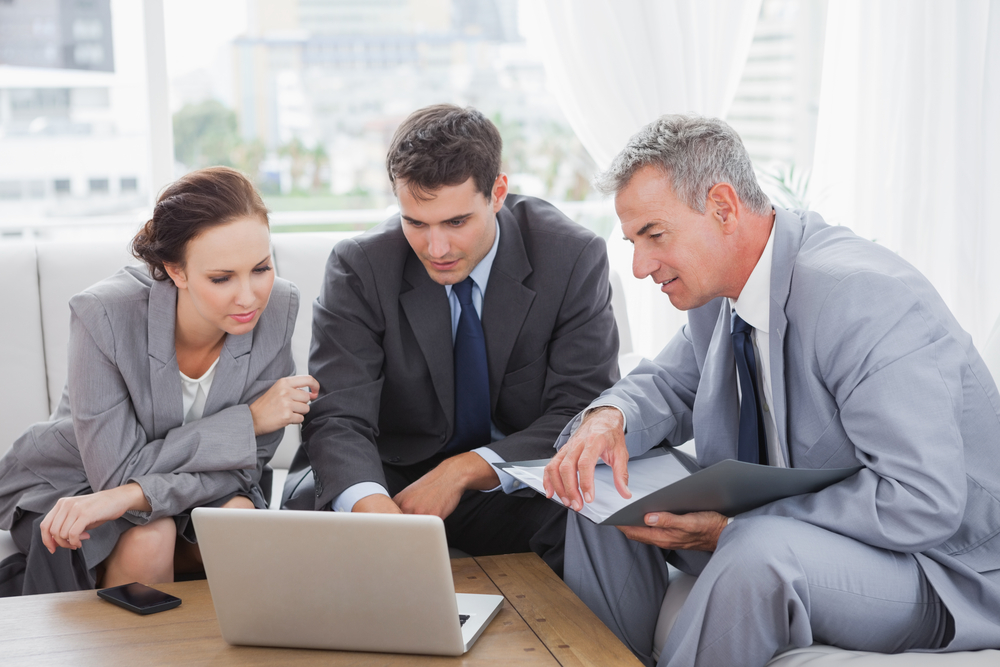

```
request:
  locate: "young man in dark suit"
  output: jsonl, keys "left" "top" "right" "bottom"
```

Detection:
{"left": 284, "top": 104, "right": 620, "bottom": 575}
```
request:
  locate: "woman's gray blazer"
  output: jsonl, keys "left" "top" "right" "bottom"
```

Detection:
{"left": 0, "top": 265, "right": 298, "bottom": 537}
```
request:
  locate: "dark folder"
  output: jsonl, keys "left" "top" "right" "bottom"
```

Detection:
{"left": 498, "top": 447, "right": 861, "bottom": 526}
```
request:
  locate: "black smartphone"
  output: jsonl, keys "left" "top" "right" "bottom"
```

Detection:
{"left": 97, "top": 582, "right": 182, "bottom": 615}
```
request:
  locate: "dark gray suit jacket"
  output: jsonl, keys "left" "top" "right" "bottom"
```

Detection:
{"left": 295, "top": 194, "right": 620, "bottom": 510}
{"left": 0, "top": 266, "right": 299, "bottom": 547}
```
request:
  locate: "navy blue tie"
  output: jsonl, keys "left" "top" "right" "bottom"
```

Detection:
{"left": 732, "top": 312, "right": 768, "bottom": 465}
{"left": 444, "top": 277, "right": 491, "bottom": 453}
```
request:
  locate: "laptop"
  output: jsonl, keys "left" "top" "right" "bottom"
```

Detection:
{"left": 190, "top": 508, "right": 503, "bottom": 656}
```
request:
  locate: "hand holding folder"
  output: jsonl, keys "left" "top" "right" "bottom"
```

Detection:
{"left": 499, "top": 447, "right": 861, "bottom": 526}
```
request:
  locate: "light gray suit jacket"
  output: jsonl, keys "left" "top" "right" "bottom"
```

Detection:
{"left": 0, "top": 266, "right": 298, "bottom": 535}
{"left": 562, "top": 207, "right": 1000, "bottom": 651}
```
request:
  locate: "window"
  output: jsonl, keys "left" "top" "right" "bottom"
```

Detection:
{"left": 73, "top": 43, "right": 104, "bottom": 66}
{"left": 72, "top": 19, "right": 103, "bottom": 40}
{"left": 168, "top": 0, "right": 596, "bottom": 233}
{"left": 0, "top": 0, "right": 148, "bottom": 238}
{"left": 0, "top": 181, "right": 22, "bottom": 200}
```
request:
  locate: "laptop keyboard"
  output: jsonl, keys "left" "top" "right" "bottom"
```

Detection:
{"left": 459, "top": 614, "right": 470, "bottom": 627}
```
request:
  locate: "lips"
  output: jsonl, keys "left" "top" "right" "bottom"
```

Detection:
{"left": 230, "top": 310, "right": 258, "bottom": 324}
{"left": 430, "top": 260, "right": 460, "bottom": 271}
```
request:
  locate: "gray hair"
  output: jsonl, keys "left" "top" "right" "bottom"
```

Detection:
{"left": 595, "top": 115, "right": 771, "bottom": 216}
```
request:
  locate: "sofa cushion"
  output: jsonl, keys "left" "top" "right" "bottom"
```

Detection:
{"left": 36, "top": 240, "right": 139, "bottom": 414}
{"left": 0, "top": 243, "right": 49, "bottom": 459}
{"left": 269, "top": 232, "right": 354, "bottom": 470}
{"left": 653, "top": 570, "right": 1000, "bottom": 665}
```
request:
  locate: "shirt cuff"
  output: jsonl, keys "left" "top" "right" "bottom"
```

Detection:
{"left": 582, "top": 404, "right": 627, "bottom": 432}
{"left": 472, "top": 447, "right": 526, "bottom": 494}
{"left": 333, "top": 482, "right": 390, "bottom": 512}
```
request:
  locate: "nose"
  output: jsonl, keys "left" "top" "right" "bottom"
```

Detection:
{"left": 426, "top": 225, "right": 450, "bottom": 259}
{"left": 632, "top": 245, "right": 658, "bottom": 280}
{"left": 235, "top": 277, "right": 255, "bottom": 309}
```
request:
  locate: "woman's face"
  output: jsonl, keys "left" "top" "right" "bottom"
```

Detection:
{"left": 167, "top": 216, "right": 274, "bottom": 338}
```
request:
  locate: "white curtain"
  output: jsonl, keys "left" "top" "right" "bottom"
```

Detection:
{"left": 522, "top": 0, "right": 761, "bottom": 358}
{"left": 811, "top": 0, "right": 1000, "bottom": 347}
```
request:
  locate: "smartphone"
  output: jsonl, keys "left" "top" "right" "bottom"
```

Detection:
{"left": 97, "top": 582, "right": 182, "bottom": 615}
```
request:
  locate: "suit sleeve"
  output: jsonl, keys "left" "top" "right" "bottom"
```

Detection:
{"left": 742, "top": 271, "right": 968, "bottom": 552}
{"left": 300, "top": 240, "right": 389, "bottom": 508}
{"left": 487, "top": 235, "right": 622, "bottom": 462}
{"left": 555, "top": 303, "right": 710, "bottom": 458}
{"left": 66, "top": 286, "right": 297, "bottom": 521}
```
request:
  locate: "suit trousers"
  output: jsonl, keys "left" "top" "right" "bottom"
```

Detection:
{"left": 383, "top": 454, "right": 567, "bottom": 578}
{"left": 565, "top": 513, "right": 952, "bottom": 667}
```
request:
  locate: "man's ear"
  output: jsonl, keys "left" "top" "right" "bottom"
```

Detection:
{"left": 706, "top": 182, "right": 740, "bottom": 234}
{"left": 163, "top": 263, "right": 188, "bottom": 289}
{"left": 491, "top": 173, "right": 509, "bottom": 212}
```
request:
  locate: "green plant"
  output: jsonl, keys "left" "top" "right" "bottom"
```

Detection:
{"left": 758, "top": 163, "right": 811, "bottom": 210}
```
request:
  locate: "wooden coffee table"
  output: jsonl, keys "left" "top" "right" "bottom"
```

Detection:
{"left": 0, "top": 553, "right": 641, "bottom": 666}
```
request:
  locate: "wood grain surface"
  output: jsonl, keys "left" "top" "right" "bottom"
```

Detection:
{"left": 0, "top": 557, "right": 556, "bottom": 667}
{"left": 476, "top": 553, "right": 644, "bottom": 667}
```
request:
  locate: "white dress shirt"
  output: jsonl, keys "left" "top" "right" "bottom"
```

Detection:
{"left": 334, "top": 221, "right": 524, "bottom": 512}
{"left": 729, "top": 219, "right": 785, "bottom": 468}
{"left": 180, "top": 357, "right": 220, "bottom": 425}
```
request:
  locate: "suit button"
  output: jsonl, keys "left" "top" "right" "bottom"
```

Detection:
{"left": 389, "top": 457, "right": 401, "bottom": 463}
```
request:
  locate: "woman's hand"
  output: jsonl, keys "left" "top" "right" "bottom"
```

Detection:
{"left": 39, "top": 483, "right": 151, "bottom": 553}
{"left": 248, "top": 375, "right": 320, "bottom": 436}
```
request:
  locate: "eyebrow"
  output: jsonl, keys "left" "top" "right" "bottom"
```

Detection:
{"left": 208, "top": 255, "right": 271, "bottom": 273}
{"left": 623, "top": 221, "right": 663, "bottom": 241}
{"left": 401, "top": 212, "right": 474, "bottom": 225}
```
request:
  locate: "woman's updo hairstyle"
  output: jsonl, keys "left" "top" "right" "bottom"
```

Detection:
{"left": 132, "top": 166, "right": 269, "bottom": 282}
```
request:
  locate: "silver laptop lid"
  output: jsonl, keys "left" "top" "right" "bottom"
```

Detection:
{"left": 192, "top": 508, "right": 469, "bottom": 656}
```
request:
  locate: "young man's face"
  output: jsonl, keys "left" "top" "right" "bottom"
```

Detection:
{"left": 398, "top": 175, "right": 507, "bottom": 285}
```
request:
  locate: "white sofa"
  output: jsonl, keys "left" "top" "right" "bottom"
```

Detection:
{"left": 0, "top": 234, "right": 997, "bottom": 665}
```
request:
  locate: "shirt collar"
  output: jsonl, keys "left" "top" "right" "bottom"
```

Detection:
{"left": 446, "top": 220, "right": 500, "bottom": 298}
{"left": 729, "top": 218, "right": 776, "bottom": 332}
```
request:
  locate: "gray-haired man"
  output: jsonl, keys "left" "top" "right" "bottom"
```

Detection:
{"left": 544, "top": 115, "right": 1000, "bottom": 666}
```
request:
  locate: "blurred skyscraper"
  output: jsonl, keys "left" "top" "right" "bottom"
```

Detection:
{"left": 230, "top": 0, "right": 591, "bottom": 205}
{"left": 0, "top": 0, "right": 149, "bottom": 226}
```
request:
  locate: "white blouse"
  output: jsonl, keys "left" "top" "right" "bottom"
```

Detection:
{"left": 180, "top": 357, "right": 220, "bottom": 425}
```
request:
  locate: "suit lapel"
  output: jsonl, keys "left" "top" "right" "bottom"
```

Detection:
{"left": 399, "top": 252, "right": 454, "bottom": 428}
{"left": 695, "top": 301, "right": 740, "bottom": 465}
{"left": 147, "top": 279, "right": 183, "bottom": 439}
{"left": 203, "top": 329, "right": 253, "bottom": 417}
{"left": 767, "top": 208, "right": 804, "bottom": 466}
{"left": 481, "top": 210, "right": 535, "bottom": 411}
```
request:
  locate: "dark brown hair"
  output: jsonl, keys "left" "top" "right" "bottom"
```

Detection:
{"left": 386, "top": 104, "right": 502, "bottom": 200}
{"left": 132, "top": 167, "right": 269, "bottom": 282}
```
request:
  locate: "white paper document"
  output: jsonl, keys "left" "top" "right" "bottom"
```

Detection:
{"left": 499, "top": 448, "right": 862, "bottom": 526}
{"left": 505, "top": 450, "right": 692, "bottom": 524}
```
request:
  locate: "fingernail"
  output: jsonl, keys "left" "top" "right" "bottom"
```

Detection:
{"left": 559, "top": 497, "right": 568, "bottom": 506}
{"left": 572, "top": 500, "right": 581, "bottom": 511}
{"left": 645, "top": 514, "right": 657, "bottom": 525}
{"left": 584, "top": 492, "right": 593, "bottom": 504}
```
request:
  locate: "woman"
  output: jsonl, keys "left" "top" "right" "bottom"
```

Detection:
{"left": 0, "top": 167, "right": 318, "bottom": 595}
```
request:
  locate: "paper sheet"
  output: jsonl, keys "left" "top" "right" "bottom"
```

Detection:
{"left": 507, "top": 452, "right": 692, "bottom": 523}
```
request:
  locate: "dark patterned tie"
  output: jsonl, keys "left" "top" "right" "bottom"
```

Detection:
{"left": 732, "top": 312, "right": 768, "bottom": 465}
{"left": 444, "top": 277, "right": 491, "bottom": 453}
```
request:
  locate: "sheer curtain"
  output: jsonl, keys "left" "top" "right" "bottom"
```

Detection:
{"left": 522, "top": 0, "right": 761, "bottom": 359}
{"left": 810, "top": 0, "right": 1000, "bottom": 347}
